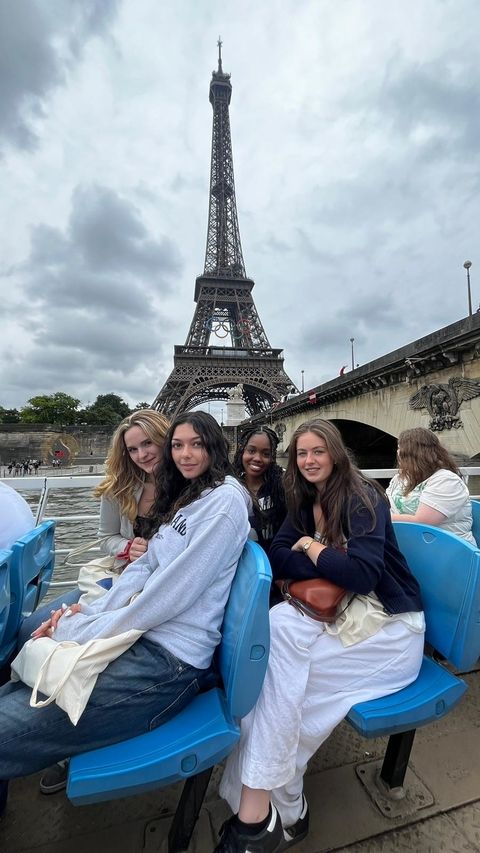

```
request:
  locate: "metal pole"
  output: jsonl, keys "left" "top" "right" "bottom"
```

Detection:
{"left": 301, "top": 370, "right": 304, "bottom": 392}
{"left": 350, "top": 338, "right": 355, "bottom": 371}
{"left": 464, "top": 261, "right": 473, "bottom": 317}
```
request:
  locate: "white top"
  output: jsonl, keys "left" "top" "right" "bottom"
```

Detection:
{"left": 0, "top": 482, "right": 35, "bottom": 550}
{"left": 387, "top": 468, "right": 475, "bottom": 545}
{"left": 55, "top": 477, "right": 251, "bottom": 669}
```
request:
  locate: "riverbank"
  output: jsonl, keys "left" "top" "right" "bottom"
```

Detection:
{"left": 0, "top": 463, "right": 105, "bottom": 478}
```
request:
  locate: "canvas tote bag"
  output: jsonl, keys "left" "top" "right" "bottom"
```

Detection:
{"left": 11, "top": 628, "right": 142, "bottom": 725}
{"left": 64, "top": 537, "right": 128, "bottom": 604}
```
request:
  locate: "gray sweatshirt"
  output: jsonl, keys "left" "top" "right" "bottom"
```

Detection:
{"left": 54, "top": 476, "right": 251, "bottom": 669}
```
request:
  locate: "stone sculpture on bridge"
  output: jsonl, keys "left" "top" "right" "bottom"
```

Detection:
{"left": 409, "top": 377, "right": 480, "bottom": 431}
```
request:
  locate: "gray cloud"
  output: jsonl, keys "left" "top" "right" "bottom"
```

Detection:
{"left": 1, "top": 182, "right": 181, "bottom": 404}
{"left": 0, "top": 0, "right": 120, "bottom": 152}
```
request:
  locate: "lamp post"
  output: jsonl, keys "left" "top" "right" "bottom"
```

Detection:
{"left": 350, "top": 338, "right": 355, "bottom": 371}
{"left": 301, "top": 370, "right": 304, "bottom": 393}
{"left": 220, "top": 407, "right": 224, "bottom": 426}
{"left": 464, "top": 260, "right": 473, "bottom": 317}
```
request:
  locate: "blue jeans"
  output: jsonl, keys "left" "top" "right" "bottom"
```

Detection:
{"left": 17, "top": 589, "right": 82, "bottom": 649}
{"left": 0, "top": 637, "right": 208, "bottom": 779}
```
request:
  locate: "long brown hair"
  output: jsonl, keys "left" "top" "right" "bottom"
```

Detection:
{"left": 397, "top": 427, "right": 461, "bottom": 494}
{"left": 284, "top": 419, "right": 383, "bottom": 546}
{"left": 94, "top": 409, "right": 170, "bottom": 521}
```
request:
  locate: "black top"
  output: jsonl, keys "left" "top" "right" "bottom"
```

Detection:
{"left": 250, "top": 481, "right": 287, "bottom": 556}
{"left": 269, "top": 492, "right": 422, "bottom": 615}
{"left": 133, "top": 514, "right": 158, "bottom": 541}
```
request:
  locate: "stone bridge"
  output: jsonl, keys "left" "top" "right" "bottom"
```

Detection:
{"left": 247, "top": 313, "right": 480, "bottom": 468}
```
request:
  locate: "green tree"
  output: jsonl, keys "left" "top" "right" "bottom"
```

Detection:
{"left": 0, "top": 406, "right": 20, "bottom": 423}
{"left": 78, "top": 394, "right": 131, "bottom": 425}
{"left": 78, "top": 404, "right": 123, "bottom": 425}
{"left": 19, "top": 392, "right": 80, "bottom": 425}
{"left": 135, "top": 401, "right": 151, "bottom": 410}
{"left": 92, "top": 394, "right": 131, "bottom": 418}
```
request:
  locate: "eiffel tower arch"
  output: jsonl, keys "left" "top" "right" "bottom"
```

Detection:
{"left": 152, "top": 41, "right": 295, "bottom": 419}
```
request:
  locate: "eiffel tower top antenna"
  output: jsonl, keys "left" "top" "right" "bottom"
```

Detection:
{"left": 204, "top": 39, "right": 246, "bottom": 279}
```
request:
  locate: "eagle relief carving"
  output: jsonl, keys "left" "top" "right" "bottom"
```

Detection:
{"left": 409, "top": 377, "right": 480, "bottom": 431}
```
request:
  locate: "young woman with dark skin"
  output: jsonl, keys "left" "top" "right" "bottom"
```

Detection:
{"left": 233, "top": 426, "right": 286, "bottom": 555}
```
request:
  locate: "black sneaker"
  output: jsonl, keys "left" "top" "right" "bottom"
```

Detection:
{"left": 214, "top": 804, "right": 284, "bottom": 852}
{"left": 281, "top": 796, "right": 309, "bottom": 849}
{"left": 0, "top": 780, "right": 8, "bottom": 818}
{"left": 39, "top": 760, "right": 69, "bottom": 794}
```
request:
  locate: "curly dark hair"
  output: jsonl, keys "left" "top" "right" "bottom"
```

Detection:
{"left": 233, "top": 425, "right": 286, "bottom": 543}
{"left": 151, "top": 411, "right": 236, "bottom": 524}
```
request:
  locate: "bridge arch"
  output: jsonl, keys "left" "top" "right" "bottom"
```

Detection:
{"left": 272, "top": 414, "right": 397, "bottom": 471}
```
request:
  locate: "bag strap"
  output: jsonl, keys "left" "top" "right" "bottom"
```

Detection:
{"left": 62, "top": 535, "right": 114, "bottom": 566}
{"left": 29, "top": 641, "right": 85, "bottom": 708}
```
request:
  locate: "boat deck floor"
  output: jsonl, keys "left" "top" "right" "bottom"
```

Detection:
{"left": 2, "top": 667, "right": 480, "bottom": 853}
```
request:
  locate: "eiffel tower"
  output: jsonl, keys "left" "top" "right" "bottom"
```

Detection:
{"left": 152, "top": 41, "right": 295, "bottom": 418}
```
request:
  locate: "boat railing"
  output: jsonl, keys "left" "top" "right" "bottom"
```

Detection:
{"left": 2, "top": 467, "right": 480, "bottom": 592}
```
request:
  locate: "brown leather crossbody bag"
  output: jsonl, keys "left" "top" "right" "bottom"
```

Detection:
{"left": 276, "top": 577, "right": 350, "bottom": 623}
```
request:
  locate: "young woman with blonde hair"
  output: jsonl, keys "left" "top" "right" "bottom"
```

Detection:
{"left": 18, "top": 409, "right": 170, "bottom": 793}
{"left": 95, "top": 408, "right": 170, "bottom": 563}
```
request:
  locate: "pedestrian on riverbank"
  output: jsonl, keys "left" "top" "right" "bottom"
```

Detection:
{"left": 232, "top": 425, "right": 286, "bottom": 556}
{"left": 0, "top": 411, "right": 251, "bottom": 818}
{"left": 215, "top": 418, "right": 424, "bottom": 853}
{"left": 387, "top": 427, "right": 475, "bottom": 544}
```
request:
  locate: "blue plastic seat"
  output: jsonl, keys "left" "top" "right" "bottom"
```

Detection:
{"left": 347, "top": 655, "right": 466, "bottom": 738}
{"left": 68, "top": 540, "right": 272, "bottom": 843}
{"left": 471, "top": 499, "right": 480, "bottom": 546}
{"left": 0, "top": 521, "right": 55, "bottom": 669}
{"left": 347, "top": 523, "right": 480, "bottom": 791}
{"left": 0, "top": 549, "right": 12, "bottom": 650}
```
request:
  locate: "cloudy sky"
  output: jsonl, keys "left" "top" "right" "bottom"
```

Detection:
{"left": 1, "top": 0, "right": 479, "bottom": 412}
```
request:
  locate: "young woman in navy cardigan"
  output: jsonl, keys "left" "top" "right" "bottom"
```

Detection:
{"left": 216, "top": 419, "right": 424, "bottom": 853}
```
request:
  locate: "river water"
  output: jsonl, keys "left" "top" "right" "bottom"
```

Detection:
{"left": 18, "top": 486, "right": 101, "bottom": 591}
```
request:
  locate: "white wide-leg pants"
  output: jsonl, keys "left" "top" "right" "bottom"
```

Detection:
{"left": 220, "top": 601, "right": 424, "bottom": 827}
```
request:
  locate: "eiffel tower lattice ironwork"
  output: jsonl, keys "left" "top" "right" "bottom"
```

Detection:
{"left": 152, "top": 41, "right": 295, "bottom": 418}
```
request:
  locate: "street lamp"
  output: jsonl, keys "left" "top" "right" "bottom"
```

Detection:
{"left": 221, "top": 407, "right": 224, "bottom": 426}
{"left": 301, "top": 370, "right": 305, "bottom": 393}
{"left": 463, "top": 260, "right": 473, "bottom": 317}
{"left": 350, "top": 338, "right": 355, "bottom": 371}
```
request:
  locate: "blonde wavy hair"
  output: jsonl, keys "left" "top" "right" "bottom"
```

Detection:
{"left": 94, "top": 409, "right": 170, "bottom": 522}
